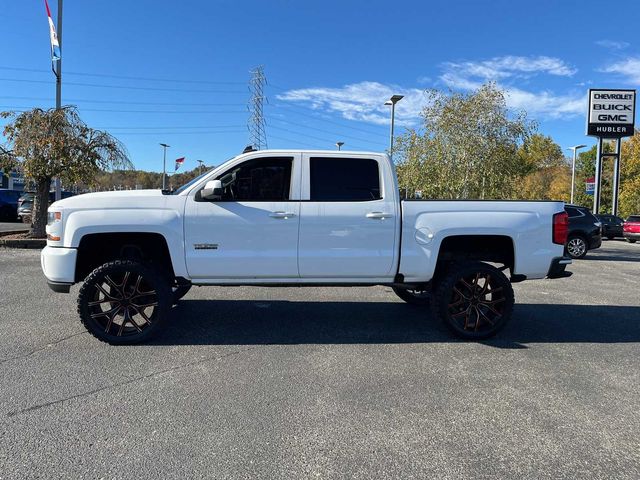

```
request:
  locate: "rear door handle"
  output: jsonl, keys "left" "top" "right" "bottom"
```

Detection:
{"left": 366, "top": 211, "right": 393, "bottom": 219}
{"left": 269, "top": 211, "right": 296, "bottom": 219}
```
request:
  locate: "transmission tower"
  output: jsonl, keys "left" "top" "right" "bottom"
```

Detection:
{"left": 248, "top": 66, "right": 268, "bottom": 150}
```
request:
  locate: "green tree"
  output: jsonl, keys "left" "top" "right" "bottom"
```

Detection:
{"left": 0, "top": 107, "right": 131, "bottom": 237}
{"left": 395, "top": 83, "right": 536, "bottom": 199}
{"left": 516, "top": 134, "right": 565, "bottom": 174}
{"left": 516, "top": 134, "right": 568, "bottom": 200}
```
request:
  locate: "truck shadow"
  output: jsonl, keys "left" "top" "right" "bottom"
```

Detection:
{"left": 153, "top": 300, "right": 640, "bottom": 348}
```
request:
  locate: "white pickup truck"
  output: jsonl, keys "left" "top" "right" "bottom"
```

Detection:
{"left": 41, "top": 149, "right": 572, "bottom": 344}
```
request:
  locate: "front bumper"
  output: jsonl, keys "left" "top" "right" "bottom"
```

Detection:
{"left": 41, "top": 246, "right": 77, "bottom": 292}
{"left": 547, "top": 256, "right": 573, "bottom": 279}
{"left": 624, "top": 232, "right": 640, "bottom": 240}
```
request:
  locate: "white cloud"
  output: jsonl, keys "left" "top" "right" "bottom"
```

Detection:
{"left": 505, "top": 88, "right": 585, "bottom": 119}
{"left": 276, "top": 55, "right": 584, "bottom": 126}
{"left": 441, "top": 55, "right": 577, "bottom": 82}
{"left": 440, "top": 55, "right": 584, "bottom": 119}
{"left": 595, "top": 39, "right": 630, "bottom": 50}
{"left": 601, "top": 57, "right": 640, "bottom": 83}
{"left": 276, "top": 81, "right": 428, "bottom": 125}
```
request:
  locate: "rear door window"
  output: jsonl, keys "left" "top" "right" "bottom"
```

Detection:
{"left": 310, "top": 157, "right": 381, "bottom": 201}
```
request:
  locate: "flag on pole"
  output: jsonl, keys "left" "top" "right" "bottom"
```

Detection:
{"left": 44, "top": 0, "right": 61, "bottom": 61}
{"left": 174, "top": 157, "right": 185, "bottom": 171}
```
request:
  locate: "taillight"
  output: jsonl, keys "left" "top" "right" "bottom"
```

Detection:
{"left": 553, "top": 211, "right": 569, "bottom": 245}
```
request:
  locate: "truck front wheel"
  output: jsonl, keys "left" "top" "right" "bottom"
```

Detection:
{"left": 431, "top": 261, "right": 514, "bottom": 339}
{"left": 77, "top": 260, "right": 171, "bottom": 344}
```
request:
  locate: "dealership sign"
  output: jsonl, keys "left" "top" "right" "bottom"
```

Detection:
{"left": 587, "top": 89, "right": 636, "bottom": 137}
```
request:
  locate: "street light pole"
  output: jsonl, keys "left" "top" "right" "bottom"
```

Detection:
{"left": 567, "top": 144, "right": 586, "bottom": 204}
{"left": 197, "top": 159, "right": 204, "bottom": 175}
{"left": 160, "top": 143, "right": 170, "bottom": 190}
{"left": 56, "top": 0, "right": 62, "bottom": 111}
{"left": 53, "top": 0, "right": 63, "bottom": 201}
{"left": 385, "top": 95, "right": 404, "bottom": 161}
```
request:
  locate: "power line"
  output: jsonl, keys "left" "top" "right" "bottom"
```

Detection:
{"left": 0, "top": 65, "right": 246, "bottom": 85}
{"left": 113, "top": 130, "right": 246, "bottom": 136}
{"left": 267, "top": 102, "right": 387, "bottom": 136}
{"left": 0, "top": 77, "right": 247, "bottom": 94}
{"left": 0, "top": 105, "right": 246, "bottom": 114}
{"left": 267, "top": 134, "right": 327, "bottom": 150}
{"left": 248, "top": 66, "right": 268, "bottom": 149}
{"left": 0, "top": 95, "right": 245, "bottom": 107}
{"left": 268, "top": 125, "right": 371, "bottom": 151}
{"left": 270, "top": 118, "right": 387, "bottom": 147}
{"left": 98, "top": 125, "right": 246, "bottom": 130}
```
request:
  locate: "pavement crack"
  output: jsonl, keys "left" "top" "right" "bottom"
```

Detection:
{"left": 6, "top": 346, "right": 258, "bottom": 417}
{"left": 0, "top": 331, "right": 88, "bottom": 365}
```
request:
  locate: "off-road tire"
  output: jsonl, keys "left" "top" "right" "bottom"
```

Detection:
{"left": 431, "top": 261, "right": 514, "bottom": 340}
{"left": 78, "top": 260, "right": 171, "bottom": 345}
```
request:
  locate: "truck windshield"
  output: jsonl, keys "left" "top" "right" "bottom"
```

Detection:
{"left": 171, "top": 170, "right": 211, "bottom": 195}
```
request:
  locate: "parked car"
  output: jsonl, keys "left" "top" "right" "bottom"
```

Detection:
{"left": 18, "top": 191, "right": 75, "bottom": 223}
{"left": 42, "top": 149, "right": 572, "bottom": 344}
{"left": 595, "top": 214, "right": 625, "bottom": 240}
{"left": 564, "top": 205, "right": 602, "bottom": 259}
{"left": 623, "top": 215, "right": 640, "bottom": 243}
{"left": 0, "top": 188, "right": 22, "bottom": 221}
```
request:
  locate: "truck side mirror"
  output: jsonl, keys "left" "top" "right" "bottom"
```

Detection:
{"left": 201, "top": 180, "right": 223, "bottom": 200}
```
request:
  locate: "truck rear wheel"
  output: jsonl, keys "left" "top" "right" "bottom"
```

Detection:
{"left": 77, "top": 260, "right": 171, "bottom": 345}
{"left": 432, "top": 261, "right": 514, "bottom": 339}
{"left": 392, "top": 286, "right": 430, "bottom": 306}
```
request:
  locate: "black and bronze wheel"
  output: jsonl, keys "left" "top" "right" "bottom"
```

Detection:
{"left": 432, "top": 261, "right": 514, "bottom": 339}
{"left": 77, "top": 260, "right": 171, "bottom": 344}
{"left": 392, "top": 286, "right": 430, "bottom": 306}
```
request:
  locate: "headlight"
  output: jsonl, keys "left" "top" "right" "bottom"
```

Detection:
{"left": 47, "top": 210, "right": 63, "bottom": 242}
{"left": 47, "top": 211, "right": 62, "bottom": 225}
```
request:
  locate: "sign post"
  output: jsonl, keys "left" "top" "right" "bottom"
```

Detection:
{"left": 586, "top": 89, "right": 636, "bottom": 215}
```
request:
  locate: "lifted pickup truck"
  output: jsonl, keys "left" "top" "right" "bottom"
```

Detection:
{"left": 42, "top": 150, "right": 572, "bottom": 344}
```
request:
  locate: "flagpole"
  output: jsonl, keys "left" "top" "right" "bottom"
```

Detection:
{"left": 54, "top": 0, "right": 63, "bottom": 201}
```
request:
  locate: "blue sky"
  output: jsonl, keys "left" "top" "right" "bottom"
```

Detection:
{"left": 1, "top": 0, "right": 639, "bottom": 172}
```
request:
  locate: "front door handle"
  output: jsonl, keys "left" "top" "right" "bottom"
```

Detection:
{"left": 366, "top": 211, "right": 393, "bottom": 219}
{"left": 269, "top": 211, "right": 296, "bottom": 219}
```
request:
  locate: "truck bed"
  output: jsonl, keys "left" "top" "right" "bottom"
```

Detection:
{"left": 399, "top": 200, "right": 566, "bottom": 282}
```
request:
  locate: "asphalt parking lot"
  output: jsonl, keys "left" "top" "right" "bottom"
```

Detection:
{"left": 0, "top": 221, "right": 25, "bottom": 233}
{"left": 1, "top": 241, "right": 639, "bottom": 479}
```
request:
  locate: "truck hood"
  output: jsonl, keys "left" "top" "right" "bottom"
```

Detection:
{"left": 51, "top": 190, "right": 166, "bottom": 210}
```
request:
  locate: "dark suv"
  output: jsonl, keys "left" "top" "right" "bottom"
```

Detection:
{"left": 565, "top": 205, "right": 602, "bottom": 259}
{"left": 595, "top": 214, "right": 624, "bottom": 240}
{"left": 0, "top": 189, "right": 22, "bottom": 221}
